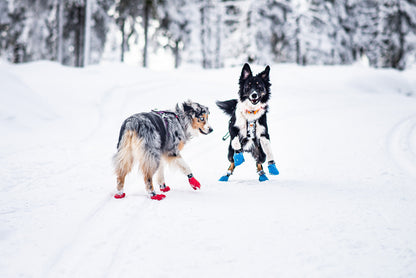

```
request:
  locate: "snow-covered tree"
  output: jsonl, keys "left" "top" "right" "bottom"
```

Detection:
{"left": 157, "top": 0, "right": 194, "bottom": 68}
{"left": 115, "top": 0, "right": 141, "bottom": 62}
{"left": 200, "top": 0, "right": 222, "bottom": 68}
{"left": 400, "top": 0, "right": 416, "bottom": 68}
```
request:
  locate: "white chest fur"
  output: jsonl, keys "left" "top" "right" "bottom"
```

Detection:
{"left": 233, "top": 101, "right": 267, "bottom": 150}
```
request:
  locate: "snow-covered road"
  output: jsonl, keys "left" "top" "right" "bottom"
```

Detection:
{"left": 1, "top": 62, "right": 416, "bottom": 277}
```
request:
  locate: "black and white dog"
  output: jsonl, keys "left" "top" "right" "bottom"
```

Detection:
{"left": 113, "top": 100, "right": 213, "bottom": 200}
{"left": 216, "top": 63, "right": 279, "bottom": 182}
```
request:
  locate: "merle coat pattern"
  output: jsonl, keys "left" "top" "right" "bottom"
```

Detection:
{"left": 216, "top": 63, "right": 278, "bottom": 181}
{"left": 113, "top": 100, "right": 212, "bottom": 200}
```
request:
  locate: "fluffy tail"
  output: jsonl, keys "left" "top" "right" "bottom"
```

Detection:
{"left": 116, "top": 121, "right": 128, "bottom": 149}
{"left": 216, "top": 99, "right": 238, "bottom": 116}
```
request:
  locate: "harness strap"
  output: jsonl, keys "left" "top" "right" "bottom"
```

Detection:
{"left": 222, "top": 132, "right": 230, "bottom": 141}
{"left": 247, "top": 120, "right": 256, "bottom": 138}
{"left": 152, "top": 110, "right": 179, "bottom": 138}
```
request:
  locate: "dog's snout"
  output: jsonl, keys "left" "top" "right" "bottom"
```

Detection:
{"left": 251, "top": 92, "right": 258, "bottom": 99}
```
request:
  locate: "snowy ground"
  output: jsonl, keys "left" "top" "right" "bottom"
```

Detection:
{"left": 1, "top": 61, "right": 416, "bottom": 278}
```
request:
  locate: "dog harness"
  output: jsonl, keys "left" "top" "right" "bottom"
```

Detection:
{"left": 247, "top": 120, "right": 256, "bottom": 138}
{"left": 152, "top": 110, "right": 180, "bottom": 140}
{"left": 221, "top": 119, "right": 257, "bottom": 141}
{"left": 152, "top": 110, "right": 179, "bottom": 127}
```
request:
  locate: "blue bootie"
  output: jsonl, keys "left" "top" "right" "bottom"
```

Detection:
{"left": 233, "top": 152, "right": 245, "bottom": 166}
{"left": 219, "top": 175, "right": 229, "bottom": 182}
{"left": 268, "top": 163, "right": 279, "bottom": 175}
{"left": 259, "top": 173, "right": 269, "bottom": 182}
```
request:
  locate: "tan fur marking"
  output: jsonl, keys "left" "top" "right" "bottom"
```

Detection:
{"left": 114, "top": 130, "right": 138, "bottom": 191}
{"left": 143, "top": 172, "right": 155, "bottom": 193}
{"left": 257, "top": 164, "right": 263, "bottom": 172}
{"left": 228, "top": 162, "right": 235, "bottom": 174}
{"left": 178, "top": 141, "right": 185, "bottom": 151}
{"left": 191, "top": 113, "right": 208, "bottom": 130}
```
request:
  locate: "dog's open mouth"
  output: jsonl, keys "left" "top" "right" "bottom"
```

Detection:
{"left": 250, "top": 98, "right": 260, "bottom": 105}
{"left": 249, "top": 92, "right": 261, "bottom": 105}
{"left": 199, "top": 128, "right": 213, "bottom": 135}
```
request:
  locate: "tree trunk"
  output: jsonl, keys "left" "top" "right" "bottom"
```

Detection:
{"left": 200, "top": 3, "right": 207, "bottom": 68}
{"left": 394, "top": 0, "right": 405, "bottom": 70}
{"left": 121, "top": 19, "right": 126, "bottom": 62}
{"left": 83, "top": 0, "right": 92, "bottom": 66}
{"left": 295, "top": 16, "right": 301, "bottom": 65}
{"left": 143, "top": 0, "right": 151, "bottom": 67}
{"left": 57, "top": 0, "right": 64, "bottom": 64}
{"left": 74, "top": 6, "right": 85, "bottom": 67}
{"left": 174, "top": 39, "right": 179, "bottom": 68}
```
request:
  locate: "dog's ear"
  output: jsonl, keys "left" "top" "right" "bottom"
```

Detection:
{"left": 240, "top": 63, "right": 252, "bottom": 81}
{"left": 182, "top": 101, "right": 194, "bottom": 114}
{"left": 259, "top": 65, "right": 270, "bottom": 81}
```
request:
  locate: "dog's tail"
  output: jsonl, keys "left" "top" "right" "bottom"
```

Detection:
{"left": 216, "top": 99, "right": 238, "bottom": 116}
{"left": 116, "top": 121, "right": 127, "bottom": 149}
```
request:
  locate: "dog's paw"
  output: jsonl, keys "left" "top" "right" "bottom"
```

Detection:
{"left": 189, "top": 177, "right": 201, "bottom": 190}
{"left": 160, "top": 186, "right": 170, "bottom": 192}
{"left": 160, "top": 184, "right": 171, "bottom": 192}
{"left": 259, "top": 174, "right": 269, "bottom": 182}
{"left": 150, "top": 194, "right": 166, "bottom": 201}
{"left": 233, "top": 152, "right": 245, "bottom": 166}
{"left": 114, "top": 192, "right": 126, "bottom": 199}
{"left": 219, "top": 175, "right": 229, "bottom": 182}
{"left": 268, "top": 163, "right": 279, "bottom": 175}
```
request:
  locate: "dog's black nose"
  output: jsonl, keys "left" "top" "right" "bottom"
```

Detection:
{"left": 208, "top": 127, "right": 213, "bottom": 133}
{"left": 251, "top": 92, "right": 258, "bottom": 99}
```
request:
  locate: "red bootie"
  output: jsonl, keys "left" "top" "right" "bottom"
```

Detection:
{"left": 189, "top": 177, "right": 201, "bottom": 190}
{"left": 160, "top": 186, "right": 171, "bottom": 193}
{"left": 114, "top": 192, "right": 126, "bottom": 199}
{"left": 150, "top": 194, "right": 166, "bottom": 201}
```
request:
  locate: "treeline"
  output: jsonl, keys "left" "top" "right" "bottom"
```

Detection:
{"left": 1, "top": 0, "right": 416, "bottom": 70}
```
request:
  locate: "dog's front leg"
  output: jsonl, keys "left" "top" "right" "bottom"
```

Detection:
{"left": 219, "top": 129, "right": 243, "bottom": 182}
{"left": 230, "top": 126, "right": 245, "bottom": 166}
{"left": 259, "top": 135, "right": 279, "bottom": 175}
{"left": 171, "top": 155, "right": 201, "bottom": 190}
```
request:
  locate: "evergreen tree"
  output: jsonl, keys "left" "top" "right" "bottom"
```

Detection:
{"left": 157, "top": 0, "right": 193, "bottom": 68}
{"left": 115, "top": 0, "right": 141, "bottom": 62}
{"left": 200, "top": 0, "right": 222, "bottom": 68}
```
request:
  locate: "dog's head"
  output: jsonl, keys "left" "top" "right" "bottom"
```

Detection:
{"left": 238, "top": 63, "right": 271, "bottom": 106}
{"left": 178, "top": 100, "right": 213, "bottom": 136}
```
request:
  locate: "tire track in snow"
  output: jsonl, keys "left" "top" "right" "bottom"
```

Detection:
{"left": 43, "top": 194, "right": 151, "bottom": 278}
{"left": 41, "top": 194, "right": 113, "bottom": 277}
{"left": 387, "top": 114, "right": 416, "bottom": 179}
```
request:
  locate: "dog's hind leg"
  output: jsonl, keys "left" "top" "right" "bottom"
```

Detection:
{"left": 219, "top": 162, "right": 236, "bottom": 182}
{"left": 156, "top": 160, "right": 170, "bottom": 192}
{"left": 113, "top": 130, "right": 137, "bottom": 199}
{"left": 141, "top": 155, "right": 166, "bottom": 201}
{"left": 257, "top": 163, "right": 269, "bottom": 182}
{"left": 219, "top": 143, "right": 239, "bottom": 182}
{"left": 253, "top": 144, "right": 268, "bottom": 182}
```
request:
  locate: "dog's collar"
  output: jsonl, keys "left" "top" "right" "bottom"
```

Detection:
{"left": 245, "top": 108, "right": 262, "bottom": 115}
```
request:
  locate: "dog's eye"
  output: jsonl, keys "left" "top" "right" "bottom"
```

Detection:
{"left": 199, "top": 116, "right": 205, "bottom": 122}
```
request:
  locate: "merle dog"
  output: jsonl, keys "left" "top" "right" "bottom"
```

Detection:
{"left": 216, "top": 63, "right": 279, "bottom": 182}
{"left": 113, "top": 100, "right": 213, "bottom": 200}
